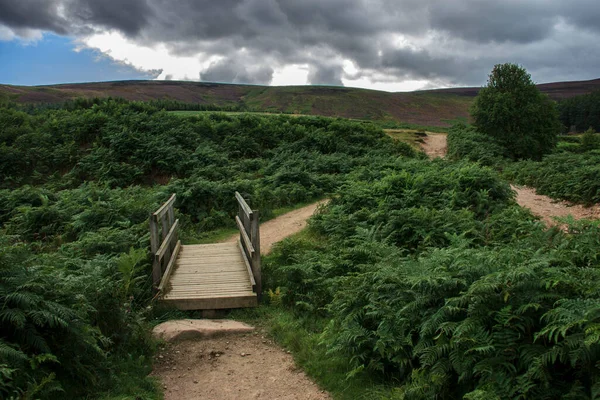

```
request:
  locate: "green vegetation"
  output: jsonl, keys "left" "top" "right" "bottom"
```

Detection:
{"left": 4, "top": 81, "right": 600, "bottom": 399}
{"left": 253, "top": 65, "right": 600, "bottom": 399}
{"left": 448, "top": 121, "right": 600, "bottom": 206}
{"left": 0, "top": 81, "right": 475, "bottom": 128}
{"left": 472, "top": 63, "right": 560, "bottom": 160}
{"left": 0, "top": 100, "right": 416, "bottom": 399}
{"left": 446, "top": 122, "right": 506, "bottom": 166}
{"left": 384, "top": 129, "right": 430, "bottom": 149}
{"left": 446, "top": 65, "right": 600, "bottom": 208}
{"left": 265, "top": 158, "right": 600, "bottom": 399}
{"left": 558, "top": 91, "right": 600, "bottom": 133}
{"left": 504, "top": 148, "right": 600, "bottom": 205}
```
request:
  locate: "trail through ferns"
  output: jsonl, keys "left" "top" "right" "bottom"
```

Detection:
{"left": 420, "top": 133, "right": 600, "bottom": 225}
{"left": 154, "top": 200, "right": 330, "bottom": 400}
{"left": 224, "top": 200, "right": 329, "bottom": 253}
{"left": 155, "top": 132, "right": 600, "bottom": 399}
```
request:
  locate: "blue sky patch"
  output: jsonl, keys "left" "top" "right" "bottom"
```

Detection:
{"left": 0, "top": 34, "right": 153, "bottom": 86}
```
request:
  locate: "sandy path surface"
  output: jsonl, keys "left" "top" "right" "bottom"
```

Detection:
{"left": 419, "top": 133, "right": 600, "bottom": 225}
{"left": 154, "top": 200, "right": 330, "bottom": 399}
{"left": 511, "top": 185, "right": 600, "bottom": 225}
{"left": 154, "top": 330, "right": 330, "bottom": 400}
{"left": 420, "top": 133, "right": 447, "bottom": 159}
{"left": 224, "top": 200, "right": 328, "bottom": 254}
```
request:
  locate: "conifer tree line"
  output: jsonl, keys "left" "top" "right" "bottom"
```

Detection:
{"left": 558, "top": 91, "right": 600, "bottom": 133}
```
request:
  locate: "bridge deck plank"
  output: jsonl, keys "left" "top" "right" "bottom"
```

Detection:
{"left": 160, "top": 243, "right": 257, "bottom": 310}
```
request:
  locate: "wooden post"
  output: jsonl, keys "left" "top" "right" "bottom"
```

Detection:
{"left": 167, "top": 203, "right": 175, "bottom": 227}
{"left": 149, "top": 194, "right": 177, "bottom": 291}
{"left": 234, "top": 191, "right": 261, "bottom": 300}
{"left": 250, "top": 210, "right": 262, "bottom": 300}
{"left": 238, "top": 202, "right": 244, "bottom": 248}
{"left": 149, "top": 214, "right": 161, "bottom": 288}
{"left": 160, "top": 214, "right": 171, "bottom": 274}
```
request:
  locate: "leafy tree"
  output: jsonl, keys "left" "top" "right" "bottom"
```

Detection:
{"left": 472, "top": 63, "right": 561, "bottom": 160}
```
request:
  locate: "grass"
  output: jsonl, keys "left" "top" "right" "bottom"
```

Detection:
{"left": 185, "top": 225, "right": 239, "bottom": 244}
{"left": 170, "top": 110, "right": 448, "bottom": 135}
{"left": 182, "top": 197, "right": 328, "bottom": 245}
{"left": 224, "top": 228, "right": 393, "bottom": 400}
{"left": 384, "top": 128, "right": 448, "bottom": 153}
{"left": 229, "top": 305, "right": 392, "bottom": 400}
{"left": 384, "top": 129, "right": 429, "bottom": 149}
{"left": 169, "top": 110, "right": 290, "bottom": 117}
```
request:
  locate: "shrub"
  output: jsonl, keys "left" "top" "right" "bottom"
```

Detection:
{"left": 472, "top": 63, "right": 561, "bottom": 160}
{"left": 446, "top": 122, "right": 506, "bottom": 166}
{"left": 504, "top": 152, "right": 600, "bottom": 205}
{"left": 268, "top": 156, "right": 600, "bottom": 399}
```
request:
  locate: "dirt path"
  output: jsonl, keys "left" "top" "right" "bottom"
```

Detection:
{"left": 154, "top": 329, "right": 329, "bottom": 400}
{"left": 224, "top": 200, "right": 328, "bottom": 254}
{"left": 511, "top": 185, "right": 600, "bottom": 225}
{"left": 420, "top": 133, "right": 447, "bottom": 159}
{"left": 154, "top": 200, "right": 330, "bottom": 400}
{"left": 419, "top": 133, "right": 600, "bottom": 225}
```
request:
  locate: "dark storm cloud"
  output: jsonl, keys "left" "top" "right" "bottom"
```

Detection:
{"left": 200, "top": 59, "right": 273, "bottom": 85}
{"left": 558, "top": 0, "right": 600, "bottom": 34}
{"left": 0, "top": 0, "right": 153, "bottom": 36}
{"left": 1, "top": 0, "right": 599, "bottom": 88}
{"left": 428, "top": 1, "right": 558, "bottom": 44}
{"left": 307, "top": 62, "right": 344, "bottom": 86}
{"left": 0, "top": 0, "right": 68, "bottom": 34}
{"left": 70, "top": 0, "right": 154, "bottom": 36}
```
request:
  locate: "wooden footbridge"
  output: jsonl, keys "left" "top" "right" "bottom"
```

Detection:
{"left": 150, "top": 193, "right": 261, "bottom": 310}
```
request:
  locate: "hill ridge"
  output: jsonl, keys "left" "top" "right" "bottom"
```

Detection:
{"left": 2, "top": 78, "right": 599, "bottom": 127}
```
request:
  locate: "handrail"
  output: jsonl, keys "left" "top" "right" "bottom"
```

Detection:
{"left": 153, "top": 193, "right": 176, "bottom": 219}
{"left": 235, "top": 191, "right": 253, "bottom": 218}
{"left": 150, "top": 194, "right": 179, "bottom": 291}
{"left": 235, "top": 192, "right": 261, "bottom": 300}
{"left": 157, "top": 240, "right": 181, "bottom": 293}
{"left": 238, "top": 239, "right": 257, "bottom": 290}
{"left": 156, "top": 219, "right": 179, "bottom": 261}
{"left": 235, "top": 215, "right": 255, "bottom": 255}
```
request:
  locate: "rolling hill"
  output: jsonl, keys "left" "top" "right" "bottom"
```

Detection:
{"left": 1, "top": 78, "right": 599, "bottom": 127}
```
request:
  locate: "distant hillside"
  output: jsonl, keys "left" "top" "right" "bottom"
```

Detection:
{"left": 1, "top": 78, "right": 598, "bottom": 127}
{"left": 426, "top": 78, "right": 600, "bottom": 100}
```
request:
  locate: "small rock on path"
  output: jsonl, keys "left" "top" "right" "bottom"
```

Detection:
{"left": 153, "top": 319, "right": 255, "bottom": 343}
{"left": 154, "top": 200, "right": 331, "bottom": 399}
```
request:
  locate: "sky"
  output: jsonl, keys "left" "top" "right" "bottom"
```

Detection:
{"left": 0, "top": 0, "right": 599, "bottom": 92}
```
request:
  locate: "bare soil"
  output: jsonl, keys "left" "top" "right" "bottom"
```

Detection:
{"left": 420, "top": 133, "right": 448, "bottom": 158}
{"left": 224, "top": 200, "right": 328, "bottom": 254}
{"left": 419, "top": 133, "right": 600, "bottom": 225}
{"left": 153, "top": 200, "right": 330, "bottom": 399}
{"left": 511, "top": 185, "right": 600, "bottom": 226}
{"left": 153, "top": 329, "right": 330, "bottom": 400}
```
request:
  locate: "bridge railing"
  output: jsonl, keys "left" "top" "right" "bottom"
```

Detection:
{"left": 150, "top": 194, "right": 181, "bottom": 292}
{"left": 235, "top": 192, "right": 262, "bottom": 299}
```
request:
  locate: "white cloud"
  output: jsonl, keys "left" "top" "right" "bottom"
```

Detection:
{"left": 0, "top": 26, "right": 42, "bottom": 43}
{"left": 3, "top": 0, "right": 599, "bottom": 90}
{"left": 80, "top": 33, "right": 315, "bottom": 87}
{"left": 75, "top": 34, "right": 427, "bottom": 91}
{"left": 79, "top": 31, "right": 220, "bottom": 81}
{"left": 0, "top": 25, "right": 14, "bottom": 41}
{"left": 342, "top": 76, "right": 431, "bottom": 92}
{"left": 270, "top": 64, "right": 309, "bottom": 86}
